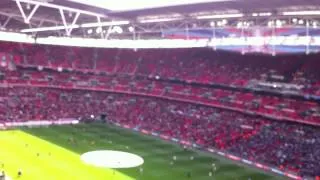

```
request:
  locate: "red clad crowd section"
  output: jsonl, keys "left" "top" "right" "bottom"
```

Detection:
{"left": 0, "top": 87, "right": 319, "bottom": 177}
{"left": 0, "top": 42, "right": 319, "bottom": 126}
{"left": 0, "top": 42, "right": 319, "bottom": 177}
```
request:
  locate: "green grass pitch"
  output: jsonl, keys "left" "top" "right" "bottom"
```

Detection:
{"left": 0, "top": 123, "right": 284, "bottom": 180}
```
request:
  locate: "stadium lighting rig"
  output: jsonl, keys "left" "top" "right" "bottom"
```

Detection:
{"left": 67, "top": 0, "right": 233, "bottom": 11}
{"left": 251, "top": 12, "right": 272, "bottom": 17}
{"left": 81, "top": 21, "right": 130, "bottom": 28}
{"left": 14, "top": 0, "right": 107, "bottom": 17}
{"left": 282, "top": 11, "right": 320, "bottom": 16}
{"left": 21, "top": 21, "right": 130, "bottom": 33}
{"left": 14, "top": 0, "right": 114, "bottom": 36}
{"left": 16, "top": 6, "right": 320, "bottom": 37}
{"left": 139, "top": 17, "right": 184, "bottom": 23}
{"left": 2, "top": 0, "right": 320, "bottom": 53}
{"left": 196, "top": 13, "right": 244, "bottom": 20}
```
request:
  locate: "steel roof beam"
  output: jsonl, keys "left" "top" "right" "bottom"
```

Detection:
{"left": 59, "top": 9, "right": 80, "bottom": 36}
{"left": 20, "top": 20, "right": 130, "bottom": 33}
{"left": 0, "top": 16, "right": 12, "bottom": 29}
{"left": 16, "top": 0, "right": 40, "bottom": 24}
{"left": 13, "top": 0, "right": 107, "bottom": 18}
{"left": 0, "top": 11, "right": 61, "bottom": 25}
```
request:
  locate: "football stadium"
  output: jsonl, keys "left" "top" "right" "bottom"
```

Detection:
{"left": 0, "top": 0, "right": 320, "bottom": 180}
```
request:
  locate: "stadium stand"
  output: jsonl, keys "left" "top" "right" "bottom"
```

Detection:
{"left": 0, "top": 41, "right": 319, "bottom": 178}
{"left": 0, "top": 87, "right": 319, "bottom": 177}
{"left": 0, "top": 42, "right": 320, "bottom": 126}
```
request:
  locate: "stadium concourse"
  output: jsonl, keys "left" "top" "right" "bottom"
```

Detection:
{"left": 0, "top": 41, "right": 319, "bottom": 179}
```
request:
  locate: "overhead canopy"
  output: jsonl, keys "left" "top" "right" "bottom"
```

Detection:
{"left": 67, "top": 0, "right": 232, "bottom": 11}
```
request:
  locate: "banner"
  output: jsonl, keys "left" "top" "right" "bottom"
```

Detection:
{"left": 2, "top": 119, "right": 79, "bottom": 128}
{"left": 255, "top": 163, "right": 265, "bottom": 169}
{"left": 271, "top": 168, "right": 284, "bottom": 175}
{"left": 160, "top": 135, "right": 169, "bottom": 140}
{"left": 285, "top": 173, "right": 301, "bottom": 180}
{"left": 180, "top": 140, "right": 191, "bottom": 146}
{"left": 141, "top": 129, "right": 150, "bottom": 134}
{"left": 151, "top": 132, "right": 159, "bottom": 136}
{"left": 192, "top": 143, "right": 200, "bottom": 148}
{"left": 241, "top": 159, "right": 253, "bottom": 165}
{"left": 123, "top": 125, "right": 130, "bottom": 129}
{"left": 228, "top": 155, "right": 241, "bottom": 161}
{"left": 207, "top": 148, "right": 215, "bottom": 153}
{"left": 171, "top": 138, "right": 179, "bottom": 142}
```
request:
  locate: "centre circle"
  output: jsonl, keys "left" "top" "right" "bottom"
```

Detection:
{"left": 80, "top": 150, "right": 144, "bottom": 169}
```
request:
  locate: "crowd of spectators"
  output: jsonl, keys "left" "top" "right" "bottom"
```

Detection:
{"left": 0, "top": 41, "right": 320, "bottom": 177}
{"left": 1, "top": 66, "right": 319, "bottom": 126}
{"left": 0, "top": 87, "right": 107, "bottom": 121}
{"left": 0, "top": 43, "right": 320, "bottom": 122}
{"left": 105, "top": 94, "right": 320, "bottom": 177}
{"left": 0, "top": 42, "right": 320, "bottom": 95}
{"left": 0, "top": 87, "right": 319, "bottom": 177}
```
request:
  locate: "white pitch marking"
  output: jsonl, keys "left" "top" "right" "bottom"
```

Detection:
{"left": 81, "top": 150, "right": 144, "bottom": 169}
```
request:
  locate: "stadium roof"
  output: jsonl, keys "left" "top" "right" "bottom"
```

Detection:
{"left": 0, "top": 0, "right": 320, "bottom": 54}
{"left": 67, "top": 0, "right": 230, "bottom": 11}
{"left": 0, "top": 0, "right": 319, "bottom": 36}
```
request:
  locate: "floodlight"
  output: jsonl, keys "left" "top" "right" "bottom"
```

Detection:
{"left": 128, "top": 26, "right": 135, "bottom": 32}
{"left": 96, "top": 27, "right": 102, "bottom": 33}
{"left": 298, "top": 19, "right": 304, "bottom": 25}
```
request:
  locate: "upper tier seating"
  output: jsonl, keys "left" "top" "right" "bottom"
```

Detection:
{"left": 1, "top": 41, "right": 318, "bottom": 95}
